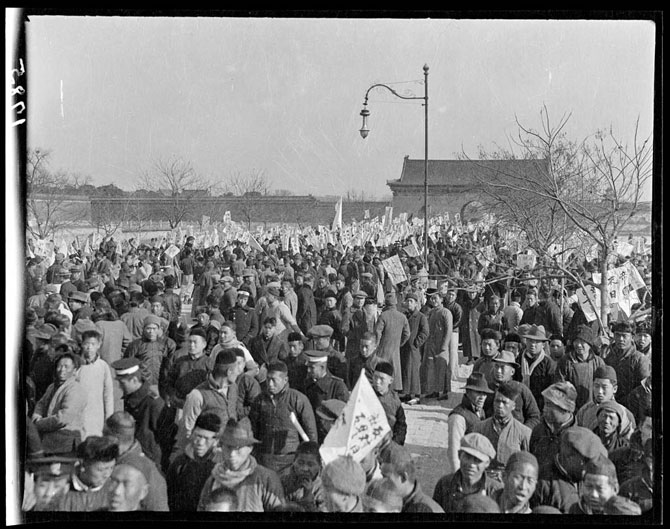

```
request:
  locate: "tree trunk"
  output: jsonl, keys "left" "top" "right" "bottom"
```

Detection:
{"left": 599, "top": 248, "right": 610, "bottom": 333}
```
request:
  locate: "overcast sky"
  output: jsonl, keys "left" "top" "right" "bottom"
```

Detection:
{"left": 26, "top": 15, "right": 656, "bottom": 199}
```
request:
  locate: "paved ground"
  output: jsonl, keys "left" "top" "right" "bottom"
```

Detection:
{"left": 180, "top": 297, "right": 468, "bottom": 494}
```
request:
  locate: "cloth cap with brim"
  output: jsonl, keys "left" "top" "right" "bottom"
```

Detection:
{"left": 304, "top": 349, "right": 329, "bottom": 363}
{"left": 33, "top": 323, "right": 59, "bottom": 340}
{"left": 560, "top": 426, "right": 607, "bottom": 460}
{"left": 324, "top": 290, "right": 337, "bottom": 300}
{"left": 118, "top": 453, "right": 154, "bottom": 483}
{"left": 461, "top": 494, "right": 500, "bottom": 513}
{"left": 404, "top": 292, "right": 419, "bottom": 303}
{"left": 496, "top": 382, "right": 520, "bottom": 402}
{"left": 322, "top": 456, "right": 366, "bottom": 496}
{"left": 505, "top": 450, "right": 538, "bottom": 472}
{"left": 111, "top": 357, "right": 142, "bottom": 377}
{"left": 459, "top": 433, "right": 496, "bottom": 462}
{"left": 542, "top": 381, "right": 578, "bottom": 413}
{"left": 236, "top": 289, "right": 250, "bottom": 297}
{"left": 308, "top": 325, "right": 333, "bottom": 338}
{"left": 522, "top": 324, "right": 549, "bottom": 341}
{"left": 316, "top": 399, "right": 346, "bottom": 422}
{"left": 492, "top": 350, "right": 520, "bottom": 369}
{"left": 242, "top": 269, "right": 255, "bottom": 277}
{"left": 220, "top": 276, "right": 234, "bottom": 284}
{"left": 353, "top": 291, "right": 368, "bottom": 299}
{"left": 220, "top": 418, "right": 260, "bottom": 447}
{"left": 464, "top": 372, "right": 494, "bottom": 394}
{"left": 267, "top": 286, "right": 281, "bottom": 296}
{"left": 27, "top": 455, "right": 78, "bottom": 479}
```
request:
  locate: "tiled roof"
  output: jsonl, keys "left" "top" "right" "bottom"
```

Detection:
{"left": 388, "top": 157, "right": 549, "bottom": 187}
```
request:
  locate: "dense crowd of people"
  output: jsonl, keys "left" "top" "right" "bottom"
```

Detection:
{"left": 19, "top": 227, "right": 655, "bottom": 516}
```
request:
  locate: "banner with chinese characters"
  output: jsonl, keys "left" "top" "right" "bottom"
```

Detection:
{"left": 381, "top": 254, "right": 408, "bottom": 285}
{"left": 319, "top": 370, "right": 391, "bottom": 466}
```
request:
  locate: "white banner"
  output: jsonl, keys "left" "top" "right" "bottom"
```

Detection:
{"left": 381, "top": 254, "right": 408, "bottom": 285}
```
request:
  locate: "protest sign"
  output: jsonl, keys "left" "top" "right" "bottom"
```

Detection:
{"left": 577, "top": 285, "right": 602, "bottom": 323}
{"left": 382, "top": 254, "right": 408, "bottom": 285}
{"left": 516, "top": 252, "right": 536, "bottom": 270}
{"left": 320, "top": 370, "right": 391, "bottom": 466}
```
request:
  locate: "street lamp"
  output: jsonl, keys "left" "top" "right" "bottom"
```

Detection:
{"left": 359, "top": 64, "right": 429, "bottom": 268}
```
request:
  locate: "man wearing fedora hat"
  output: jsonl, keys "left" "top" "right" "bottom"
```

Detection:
{"left": 374, "top": 292, "right": 411, "bottom": 394}
{"left": 555, "top": 324, "right": 606, "bottom": 410}
{"left": 518, "top": 324, "right": 557, "bottom": 410}
{"left": 482, "top": 350, "right": 541, "bottom": 431}
{"left": 473, "top": 383, "right": 532, "bottom": 481}
{"left": 446, "top": 372, "right": 494, "bottom": 475}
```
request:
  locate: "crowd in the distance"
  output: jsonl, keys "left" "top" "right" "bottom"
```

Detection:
{"left": 19, "top": 230, "right": 654, "bottom": 515}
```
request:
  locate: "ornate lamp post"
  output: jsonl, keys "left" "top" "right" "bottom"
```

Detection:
{"left": 359, "top": 64, "right": 429, "bottom": 267}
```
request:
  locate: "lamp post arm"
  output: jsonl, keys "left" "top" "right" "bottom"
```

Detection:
{"left": 363, "top": 83, "right": 426, "bottom": 104}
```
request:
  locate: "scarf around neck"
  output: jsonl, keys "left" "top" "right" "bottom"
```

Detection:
{"left": 521, "top": 350, "right": 545, "bottom": 383}
{"left": 211, "top": 454, "right": 257, "bottom": 489}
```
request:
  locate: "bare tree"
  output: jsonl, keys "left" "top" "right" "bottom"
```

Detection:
{"left": 222, "top": 169, "right": 271, "bottom": 230}
{"left": 471, "top": 106, "right": 652, "bottom": 327}
{"left": 26, "top": 148, "right": 90, "bottom": 240}
{"left": 139, "top": 156, "right": 212, "bottom": 229}
{"left": 344, "top": 188, "right": 369, "bottom": 202}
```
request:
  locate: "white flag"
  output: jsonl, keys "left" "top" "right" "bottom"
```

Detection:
{"left": 332, "top": 197, "right": 343, "bottom": 231}
{"left": 320, "top": 371, "right": 391, "bottom": 466}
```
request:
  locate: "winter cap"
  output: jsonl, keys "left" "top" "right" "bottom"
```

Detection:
{"left": 505, "top": 450, "right": 538, "bottom": 472}
{"left": 143, "top": 315, "right": 162, "bottom": 328}
{"left": 189, "top": 327, "right": 208, "bottom": 341}
{"left": 573, "top": 325, "right": 595, "bottom": 347}
{"left": 315, "top": 399, "right": 346, "bottom": 422}
{"left": 308, "top": 325, "right": 333, "bottom": 338}
{"left": 214, "top": 349, "right": 238, "bottom": 368}
{"left": 118, "top": 453, "right": 153, "bottom": 483}
{"left": 194, "top": 412, "right": 223, "bottom": 434}
{"left": 596, "top": 400, "right": 626, "bottom": 426}
{"left": 365, "top": 477, "right": 404, "bottom": 511}
{"left": 542, "top": 381, "right": 578, "bottom": 413}
{"left": 593, "top": 365, "right": 618, "bottom": 383}
{"left": 459, "top": 433, "right": 496, "bottom": 462}
{"left": 461, "top": 494, "right": 500, "bottom": 513}
{"left": 496, "top": 382, "right": 520, "bottom": 402}
{"left": 584, "top": 454, "right": 618, "bottom": 483}
{"left": 611, "top": 321, "right": 635, "bottom": 334}
{"left": 374, "top": 361, "right": 394, "bottom": 378}
{"left": 322, "top": 456, "right": 366, "bottom": 497}
{"left": 560, "top": 427, "right": 608, "bottom": 460}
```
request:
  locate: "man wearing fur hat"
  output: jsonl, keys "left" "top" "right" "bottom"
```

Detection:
{"left": 555, "top": 324, "right": 606, "bottom": 410}
{"left": 529, "top": 381, "right": 578, "bottom": 469}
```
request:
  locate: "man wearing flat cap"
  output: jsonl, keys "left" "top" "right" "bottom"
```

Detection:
{"left": 303, "top": 349, "right": 349, "bottom": 441}
{"left": 555, "top": 324, "right": 606, "bottom": 410}
{"left": 124, "top": 314, "right": 177, "bottom": 400}
{"left": 600, "top": 321, "right": 650, "bottom": 403}
{"left": 472, "top": 383, "right": 532, "bottom": 481}
{"left": 531, "top": 426, "right": 608, "bottom": 513}
{"left": 433, "top": 433, "right": 502, "bottom": 512}
{"left": 374, "top": 292, "right": 411, "bottom": 393}
{"left": 529, "top": 381, "right": 578, "bottom": 469}
{"left": 307, "top": 324, "right": 348, "bottom": 383}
